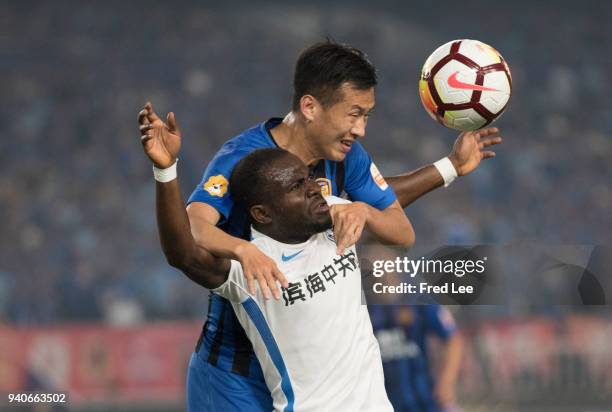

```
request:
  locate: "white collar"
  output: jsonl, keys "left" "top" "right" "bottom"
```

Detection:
{"left": 250, "top": 226, "right": 318, "bottom": 251}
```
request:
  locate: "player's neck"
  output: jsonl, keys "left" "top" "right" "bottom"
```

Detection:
{"left": 254, "top": 224, "right": 313, "bottom": 245}
{"left": 271, "top": 112, "right": 322, "bottom": 167}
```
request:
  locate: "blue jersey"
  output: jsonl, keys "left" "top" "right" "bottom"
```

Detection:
{"left": 368, "top": 305, "right": 457, "bottom": 412}
{"left": 187, "top": 118, "right": 397, "bottom": 380}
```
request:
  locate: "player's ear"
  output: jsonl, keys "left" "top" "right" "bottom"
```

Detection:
{"left": 299, "top": 94, "right": 317, "bottom": 122}
{"left": 250, "top": 205, "right": 272, "bottom": 225}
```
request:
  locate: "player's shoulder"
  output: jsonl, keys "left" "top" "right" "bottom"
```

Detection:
{"left": 424, "top": 305, "right": 456, "bottom": 326}
{"left": 345, "top": 140, "right": 369, "bottom": 162}
{"left": 341, "top": 141, "right": 373, "bottom": 176}
{"left": 214, "top": 119, "right": 277, "bottom": 160}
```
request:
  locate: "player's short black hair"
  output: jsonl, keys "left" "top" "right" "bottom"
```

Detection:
{"left": 230, "top": 148, "right": 293, "bottom": 211}
{"left": 291, "top": 40, "right": 377, "bottom": 111}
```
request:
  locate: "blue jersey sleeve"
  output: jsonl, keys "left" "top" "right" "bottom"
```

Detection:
{"left": 344, "top": 142, "right": 397, "bottom": 210}
{"left": 423, "top": 305, "right": 457, "bottom": 341}
{"left": 187, "top": 144, "right": 250, "bottom": 224}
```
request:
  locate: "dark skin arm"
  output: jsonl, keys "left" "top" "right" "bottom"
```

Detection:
{"left": 139, "top": 103, "right": 230, "bottom": 289}
{"left": 139, "top": 102, "right": 286, "bottom": 300}
{"left": 385, "top": 127, "right": 503, "bottom": 208}
{"left": 386, "top": 165, "right": 443, "bottom": 209}
{"left": 155, "top": 177, "right": 230, "bottom": 290}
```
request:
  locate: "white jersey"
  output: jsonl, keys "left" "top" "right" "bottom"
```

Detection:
{"left": 213, "top": 196, "right": 392, "bottom": 412}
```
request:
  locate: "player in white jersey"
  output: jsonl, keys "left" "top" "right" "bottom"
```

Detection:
{"left": 216, "top": 204, "right": 390, "bottom": 412}
{"left": 141, "top": 135, "right": 394, "bottom": 410}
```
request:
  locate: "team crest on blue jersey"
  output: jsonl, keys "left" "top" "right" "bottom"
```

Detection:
{"left": 203, "top": 175, "right": 228, "bottom": 197}
{"left": 316, "top": 178, "right": 332, "bottom": 197}
{"left": 396, "top": 307, "right": 414, "bottom": 326}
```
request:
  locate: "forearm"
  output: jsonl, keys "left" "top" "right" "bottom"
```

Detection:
{"left": 156, "top": 179, "right": 229, "bottom": 288}
{"left": 188, "top": 213, "right": 252, "bottom": 261}
{"left": 385, "top": 164, "right": 444, "bottom": 208}
{"left": 438, "top": 333, "right": 463, "bottom": 385}
{"left": 186, "top": 199, "right": 289, "bottom": 297}
{"left": 362, "top": 202, "right": 415, "bottom": 247}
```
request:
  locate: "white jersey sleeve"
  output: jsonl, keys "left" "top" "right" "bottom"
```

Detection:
{"left": 211, "top": 260, "right": 251, "bottom": 304}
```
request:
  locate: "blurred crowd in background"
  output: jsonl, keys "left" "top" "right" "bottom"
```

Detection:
{"left": 1, "top": 0, "right": 611, "bottom": 325}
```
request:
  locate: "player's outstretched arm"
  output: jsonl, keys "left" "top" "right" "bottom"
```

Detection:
{"left": 155, "top": 177, "right": 231, "bottom": 289}
{"left": 139, "top": 102, "right": 287, "bottom": 299}
{"left": 385, "top": 127, "right": 502, "bottom": 208}
{"left": 138, "top": 102, "right": 230, "bottom": 289}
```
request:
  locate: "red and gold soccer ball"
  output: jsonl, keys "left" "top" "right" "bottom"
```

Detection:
{"left": 419, "top": 39, "right": 512, "bottom": 131}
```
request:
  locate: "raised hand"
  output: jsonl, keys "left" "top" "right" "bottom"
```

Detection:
{"left": 448, "top": 127, "right": 502, "bottom": 176}
{"left": 138, "top": 102, "right": 181, "bottom": 168}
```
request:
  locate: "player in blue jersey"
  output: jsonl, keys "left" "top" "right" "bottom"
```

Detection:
{"left": 369, "top": 305, "right": 463, "bottom": 412}
{"left": 138, "top": 40, "right": 501, "bottom": 411}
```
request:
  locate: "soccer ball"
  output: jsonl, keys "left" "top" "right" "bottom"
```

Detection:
{"left": 419, "top": 39, "right": 512, "bottom": 131}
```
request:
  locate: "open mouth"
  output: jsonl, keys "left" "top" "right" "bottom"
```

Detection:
{"left": 312, "top": 197, "right": 329, "bottom": 213}
{"left": 339, "top": 139, "right": 353, "bottom": 153}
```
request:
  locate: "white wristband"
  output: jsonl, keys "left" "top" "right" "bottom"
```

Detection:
{"left": 153, "top": 160, "right": 178, "bottom": 183}
{"left": 433, "top": 157, "right": 458, "bottom": 188}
